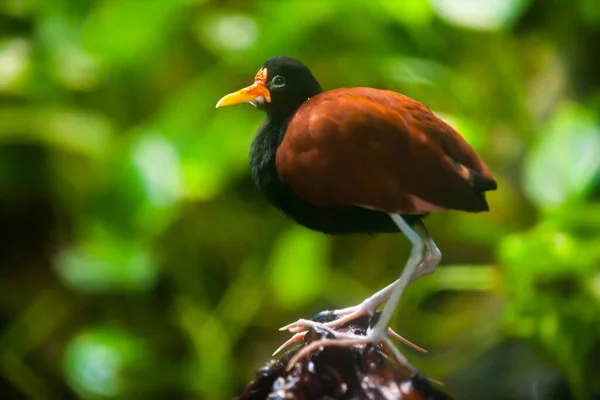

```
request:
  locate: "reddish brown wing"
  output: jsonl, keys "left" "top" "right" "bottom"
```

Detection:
{"left": 275, "top": 87, "right": 496, "bottom": 214}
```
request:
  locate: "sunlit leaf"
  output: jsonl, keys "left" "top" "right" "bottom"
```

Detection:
{"left": 0, "top": 107, "right": 114, "bottom": 157}
{"left": 268, "top": 226, "right": 328, "bottom": 309}
{"left": 0, "top": 38, "right": 31, "bottom": 93}
{"left": 131, "top": 131, "right": 182, "bottom": 208}
{"left": 430, "top": 0, "right": 531, "bottom": 30}
{"left": 523, "top": 104, "right": 600, "bottom": 208}
{"left": 195, "top": 13, "right": 258, "bottom": 54}
{"left": 55, "top": 228, "right": 159, "bottom": 292}
{"left": 63, "top": 327, "right": 149, "bottom": 399}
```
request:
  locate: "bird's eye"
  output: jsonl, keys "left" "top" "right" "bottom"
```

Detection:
{"left": 271, "top": 75, "right": 285, "bottom": 87}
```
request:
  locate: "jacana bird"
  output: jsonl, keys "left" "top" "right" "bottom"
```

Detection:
{"left": 216, "top": 56, "right": 496, "bottom": 368}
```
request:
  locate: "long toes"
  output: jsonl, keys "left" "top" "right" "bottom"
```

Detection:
{"left": 272, "top": 332, "right": 307, "bottom": 355}
{"left": 279, "top": 319, "right": 314, "bottom": 332}
{"left": 387, "top": 328, "right": 427, "bottom": 354}
{"left": 322, "top": 310, "right": 366, "bottom": 329}
{"left": 281, "top": 305, "right": 371, "bottom": 333}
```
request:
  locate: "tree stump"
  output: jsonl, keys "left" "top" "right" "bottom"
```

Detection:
{"left": 236, "top": 314, "right": 454, "bottom": 400}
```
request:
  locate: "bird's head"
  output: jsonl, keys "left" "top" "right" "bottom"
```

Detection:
{"left": 216, "top": 56, "right": 322, "bottom": 117}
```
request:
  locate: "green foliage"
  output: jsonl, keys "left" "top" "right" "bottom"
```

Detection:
{"left": 0, "top": 0, "right": 599, "bottom": 399}
{"left": 63, "top": 327, "right": 151, "bottom": 399}
{"left": 524, "top": 104, "right": 600, "bottom": 208}
{"left": 500, "top": 224, "right": 600, "bottom": 397}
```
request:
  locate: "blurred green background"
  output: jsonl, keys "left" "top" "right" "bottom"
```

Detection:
{"left": 1, "top": 0, "right": 600, "bottom": 399}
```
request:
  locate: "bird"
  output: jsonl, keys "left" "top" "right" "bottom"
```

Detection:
{"left": 216, "top": 56, "right": 496, "bottom": 369}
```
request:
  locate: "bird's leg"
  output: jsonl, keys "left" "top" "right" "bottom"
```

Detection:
{"left": 273, "top": 324, "right": 427, "bottom": 356}
{"left": 281, "top": 214, "right": 426, "bottom": 369}
{"left": 280, "top": 219, "right": 441, "bottom": 335}
{"left": 276, "top": 290, "right": 424, "bottom": 354}
{"left": 409, "top": 222, "right": 442, "bottom": 284}
{"left": 362, "top": 214, "right": 423, "bottom": 341}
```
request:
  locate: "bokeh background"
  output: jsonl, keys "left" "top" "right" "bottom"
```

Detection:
{"left": 1, "top": 0, "right": 600, "bottom": 399}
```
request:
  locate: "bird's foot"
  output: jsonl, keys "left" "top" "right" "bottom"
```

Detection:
{"left": 284, "top": 326, "right": 418, "bottom": 373}
{"left": 275, "top": 308, "right": 426, "bottom": 356}
{"left": 274, "top": 324, "right": 426, "bottom": 355}
{"left": 280, "top": 302, "right": 377, "bottom": 334}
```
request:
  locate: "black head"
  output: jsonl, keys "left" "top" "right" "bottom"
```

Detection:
{"left": 216, "top": 56, "right": 322, "bottom": 118}
{"left": 260, "top": 56, "right": 322, "bottom": 115}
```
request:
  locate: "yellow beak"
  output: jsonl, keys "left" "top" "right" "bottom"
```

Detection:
{"left": 216, "top": 68, "right": 271, "bottom": 108}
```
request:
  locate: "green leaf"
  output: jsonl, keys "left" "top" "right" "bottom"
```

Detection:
{"left": 55, "top": 228, "right": 159, "bottom": 293}
{"left": 0, "top": 38, "right": 31, "bottom": 93}
{"left": 523, "top": 104, "right": 600, "bottom": 208}
{"left": 130, "top": 131, "right": 182, "bottom": 208}
{"left": 194, "top": 12, "right": 259, "bottom": 54}
{"left": 0, "top": 107, "right": 114, "bottom": 157}
{"left": 63, "top": 327, "right": 149, "bottom": 399}
{"left": 430, "top": 0, "right": 531, "bottom": 31}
